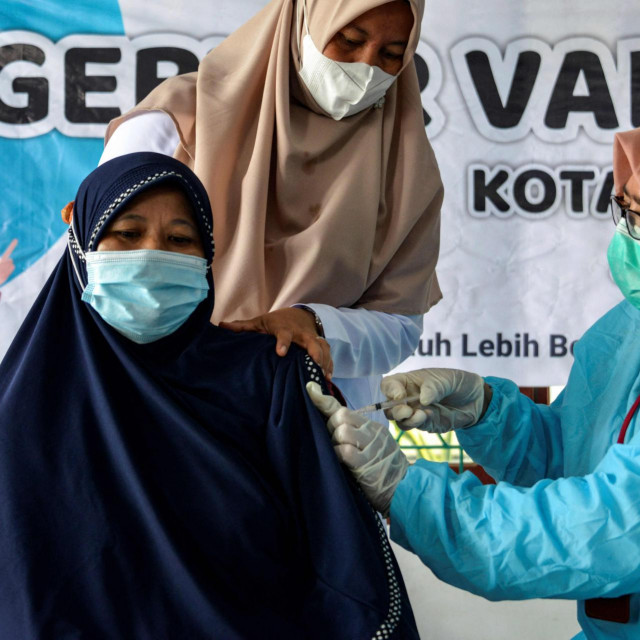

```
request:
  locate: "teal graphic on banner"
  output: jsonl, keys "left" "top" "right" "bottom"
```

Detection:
{"left": 0, "top": 0, "right": 124, "bottom": 285}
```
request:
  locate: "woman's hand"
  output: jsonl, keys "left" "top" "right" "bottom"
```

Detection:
{"left": 380, "top": 368, "right": 488, "bottom": 431}
{"left": 220, "top": 308, "right": 333, "bottom": 380}
{"left": 306, "top": 382, "right": 408, "bottom": 516}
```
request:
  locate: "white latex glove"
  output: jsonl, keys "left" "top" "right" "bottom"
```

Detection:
{"left": 306, "top": 382, "right": 409, "bottom": 516}
{"left": 380, "top": 368, "right": 486, "bottom": 432}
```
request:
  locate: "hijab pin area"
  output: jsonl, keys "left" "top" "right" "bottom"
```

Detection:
{"left": 374, "top": 96, "right": 386, "bottom": 109}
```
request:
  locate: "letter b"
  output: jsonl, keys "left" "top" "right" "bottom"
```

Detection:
{"left": 550, "top": 334, "right": 567, "bottom": 357}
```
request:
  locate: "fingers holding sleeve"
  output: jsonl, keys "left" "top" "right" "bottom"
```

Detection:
{"left": 300, "top": 335, "right": 333, "bottom": 380}
{"left": 219, "top": 318, "right": 261, "bottom": 333}
{"left": 275, "top": 328, "right": 294, "bottom": 356}
{"left": 318, "top": 338, "right": 333, "bottom": 380}
{"left": 306, "top": 382, "right": 343, "bottom": 423}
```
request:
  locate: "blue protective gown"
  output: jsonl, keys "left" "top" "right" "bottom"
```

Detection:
{"left": 390, "top": 300, "right": 640, "bottom": 639}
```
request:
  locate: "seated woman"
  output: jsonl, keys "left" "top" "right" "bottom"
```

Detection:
{"left": 0, "top": 153, "right": 418, "bottom": 640}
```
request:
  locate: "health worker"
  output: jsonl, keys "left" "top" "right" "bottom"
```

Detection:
{"left": 99, "top": 0, "right": 443, "bottom": 421}
{"left": 308, "top": 127, "right": 640, "bottom": 640}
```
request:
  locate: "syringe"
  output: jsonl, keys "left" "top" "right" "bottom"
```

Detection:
{"left": 354, "top": 394, "right": 421, "bottom": 415}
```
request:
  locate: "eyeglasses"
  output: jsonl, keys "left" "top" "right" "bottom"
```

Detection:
{"left": 610, "top": 196, "right": 640, "bottom": 240}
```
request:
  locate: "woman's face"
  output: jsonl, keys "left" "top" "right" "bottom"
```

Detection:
{"left": 622, "top": 173, "right": 640, "bottom": 212}
{"left": 96, "top": 184, "right": 205, "bottom": 257}
{"left": 322, "top": 1, "right": 414, "bottom": 75}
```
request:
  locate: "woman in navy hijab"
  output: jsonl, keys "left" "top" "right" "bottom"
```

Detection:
{"left": 0, "top": 153, "right": 418, "bottom": 640}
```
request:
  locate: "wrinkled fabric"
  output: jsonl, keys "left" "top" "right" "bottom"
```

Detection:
{"left": 0, "top": 152, "right": 418, "bottom": 640}
{"left": 390, "top": 300, "right": 640, "bottom": 640}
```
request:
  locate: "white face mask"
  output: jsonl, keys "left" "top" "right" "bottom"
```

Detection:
{"left": 297, "top": 3, "right": 398, "bottom": 121}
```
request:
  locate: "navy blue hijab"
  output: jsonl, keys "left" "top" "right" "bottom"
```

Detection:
{"left": 0, "top": 153, "right": 418, "bottom": 640}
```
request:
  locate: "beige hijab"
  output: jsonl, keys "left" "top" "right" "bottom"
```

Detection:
{"left": 106, "top": 0, "right": 443, "bottom": 323}
{"left": 614, "top": 128, "right": 640, "bottom": 196}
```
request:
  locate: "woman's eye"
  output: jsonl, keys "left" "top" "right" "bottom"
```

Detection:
{"left": 116, "top": 230, "right": 140, "bottom": 239}
{"left": 339, "top": 33, "right": 363, "bottom": 47}
{"left": 169, "top": 235, "right": 194, "bottom": 245}
{"left": 383, "top": 49, "right": 404, "bottom": 60}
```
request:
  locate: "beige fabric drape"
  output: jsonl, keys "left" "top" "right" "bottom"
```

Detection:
{"left": 614, "top": 128, "right": 640, "bottom": 196}
{"left": 106, "top": 0, "right": 444, "bottom": 323}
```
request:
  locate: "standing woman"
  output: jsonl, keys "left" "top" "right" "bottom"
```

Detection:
{"left": 101, "top": 0, "right": 443, "bottom": 412}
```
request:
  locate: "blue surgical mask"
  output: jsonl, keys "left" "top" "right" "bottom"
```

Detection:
{"left": 81, "top": 249, "right": 210, "bottom": 344}
{"left": 607, "top": 220, "right": 640, "bottom": 310}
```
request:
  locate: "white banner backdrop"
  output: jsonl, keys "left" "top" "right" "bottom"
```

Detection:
{"left": 400, "top": 1, "right": 636, "bottom": 385}
{"left": 0, "top": 0, "right": 637, "bottom": 385}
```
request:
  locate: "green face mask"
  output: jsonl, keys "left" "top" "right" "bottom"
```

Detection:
{"left": 607, "top": 220, "right": 640, "bottom": 309}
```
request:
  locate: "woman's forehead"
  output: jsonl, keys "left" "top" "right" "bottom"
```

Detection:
{"left": 118, "top": 183, "right": 194, "bottom": 212}
{"left": 107, "top": 185, "right": 200, "bottom": 232}
{"left": 625, "top": 175, "right": 640, "bottom": 204}
{"left": 71, "top": 154, "right": 214, "bottom": 263}
{"left": 308, "top": 0, "right": 422, "bottom": 53}
{"left": 342, "top": 1, "right": 413, "bottom": 39}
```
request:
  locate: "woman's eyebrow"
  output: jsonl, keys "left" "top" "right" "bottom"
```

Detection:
{"left": 170, "top": 218, "right": 197, "bottom": 230}
{"left": 347, "top": 23, "right": 408, "bottom": 47}
{"left": 345, "top": 24, "right": 368, "bottom": 37}
{"left": 114, "top": 213, "right": 146, "bottom": 223}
